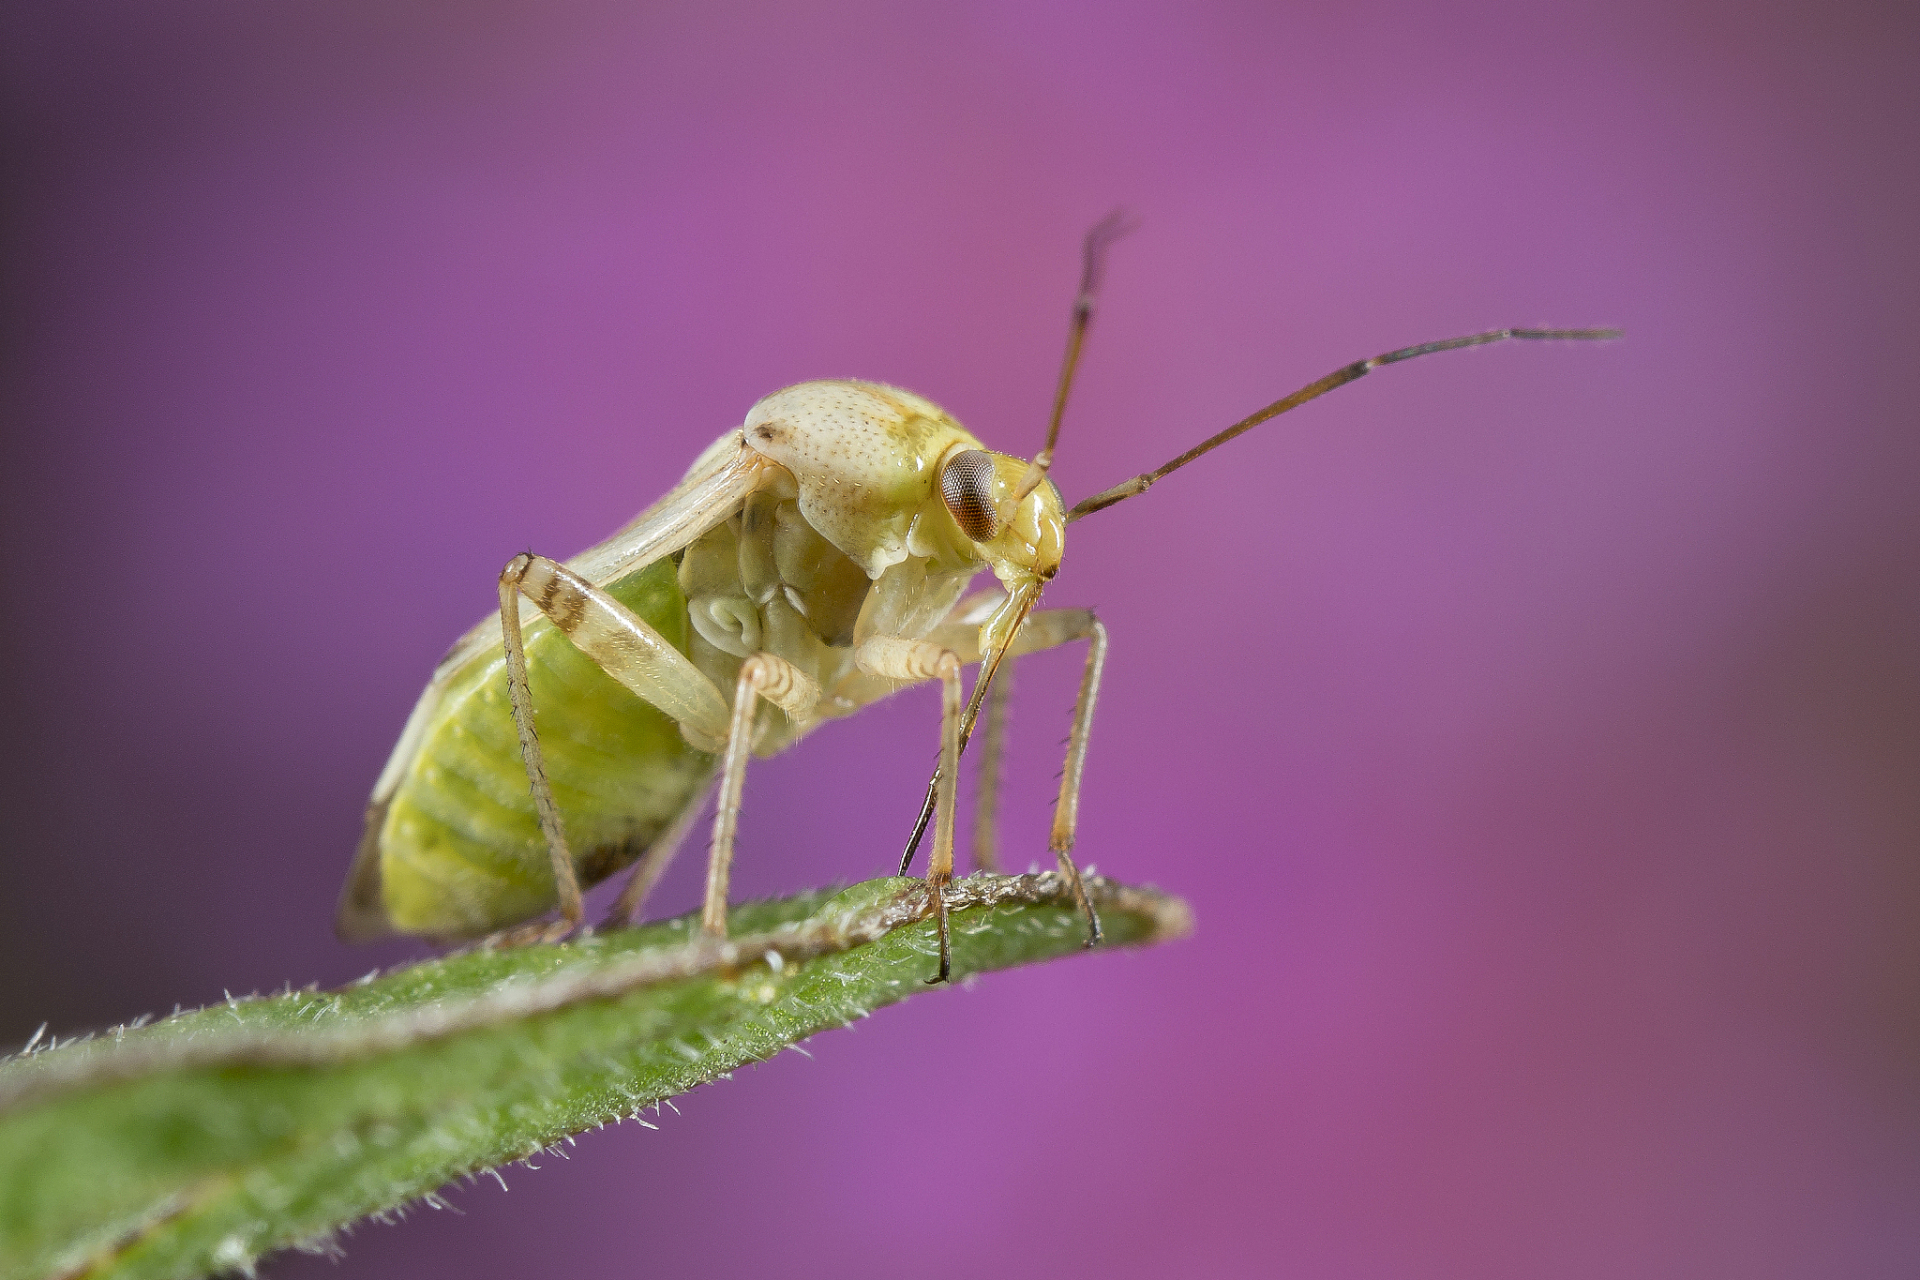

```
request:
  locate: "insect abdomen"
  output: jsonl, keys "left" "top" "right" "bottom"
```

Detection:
{"left": 374, "top": 558, "right": 712, "bottom": 938}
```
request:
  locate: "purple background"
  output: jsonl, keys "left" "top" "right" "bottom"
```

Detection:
{"left": 4, "top": 3, "right": 1916, "bottom": 1276}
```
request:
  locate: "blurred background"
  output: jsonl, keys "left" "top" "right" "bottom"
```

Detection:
{"left": 2, "top": 2, "right": 1915, "bottom": 1276}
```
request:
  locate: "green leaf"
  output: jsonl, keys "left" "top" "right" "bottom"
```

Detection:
{"left": 0, "top": 873, "right": 1188, "bottom": 1280}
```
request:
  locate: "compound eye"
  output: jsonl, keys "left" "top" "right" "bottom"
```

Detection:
{"left": 940, "top": 450, "right": 1001, "bottom": 542}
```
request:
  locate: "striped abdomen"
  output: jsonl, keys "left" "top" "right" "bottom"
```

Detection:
{"left": 373, "top": 558, "right": 713, "bottom": 937}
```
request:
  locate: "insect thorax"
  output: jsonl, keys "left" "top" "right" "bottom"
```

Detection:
{"left": 676, "top": 490, "right": 978, "bottom": 750}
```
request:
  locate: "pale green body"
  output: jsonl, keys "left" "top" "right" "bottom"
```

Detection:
{"left": 337, "top": 323, "right": 1614, "bottom": 950}
{"left": 339, "top": 380, "right": 1072, "bottom": 944}
{"left": 372, "top": 558, "right": 711, "bottom": 938}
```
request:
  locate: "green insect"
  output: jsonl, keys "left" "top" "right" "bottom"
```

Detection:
{"left": 335, "top": 215, "right": 1617, "bottom": 980}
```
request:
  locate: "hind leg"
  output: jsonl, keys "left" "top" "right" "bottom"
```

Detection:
{"left": 600, "top": 778, "right": 716, "bottom": 930}
{"left": 498, "top": 553, "right": 732, "bottom": 935}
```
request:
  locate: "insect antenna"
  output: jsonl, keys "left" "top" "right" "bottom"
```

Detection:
{"left": 903, "top": 216, "right": 1136, "bottom": 875}
{"left": 1007, "top": 208, "right": 1139, "bottom": 510}
{"left": 1067, "top": 326, "right": 1621, "bottom": 520}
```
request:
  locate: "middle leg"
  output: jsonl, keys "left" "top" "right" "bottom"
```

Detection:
{"left": 601, "top": 775, "right": 716, "bottom": 931}
{"left": 702, "top": 651, "right": 819, "bottom": 938}
{"left": 913, "top": 607, "right": 1109, "bottom": 946}
{"left": 854, "top": 635, "right": 965, "bottom": 982}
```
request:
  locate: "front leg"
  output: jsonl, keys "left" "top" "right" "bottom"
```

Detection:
{"left": 902, "top": 607, "right": 1109, "bottom": 947}
{"left": 855, "top": 635, "right": 964, "bottom": 982}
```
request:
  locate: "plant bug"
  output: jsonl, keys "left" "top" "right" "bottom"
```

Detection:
{"left": 335, "top": 214, "right": 1617, "bottom": 981}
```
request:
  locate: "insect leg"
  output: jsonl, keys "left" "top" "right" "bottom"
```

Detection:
{"left": 970, "top": 656, "right": 1015, "bottom": 873}
{"left": 900, "top": 607, "right": 1095, "bottom": 861}
{"left": 703, "top": 652, "right": 819, "bottom": 938}
{"left": 1046, "top": 616, "right": 1109, "bottom": 948}
{"left": 499, "top": 553, "right": 732, "bottom": 937}
{"left": 601, "top": 776, "right": 716, "bottom": 930}
{"left": 892, "top": 590, "right": 1007, "bottom": 875}
{"left": 855, "top": 636, "right": 964, "bottom": 982}
{"left": 906, "top": 609, "right": 1107, "bottom": 944}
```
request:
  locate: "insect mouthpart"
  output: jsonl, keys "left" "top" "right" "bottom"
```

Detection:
{"left": 940, "top": 449, "right": 1001, "bottom": 541}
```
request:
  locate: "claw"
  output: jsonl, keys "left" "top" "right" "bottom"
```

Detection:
{"left": 486, "top": 915, "right": 582, "bottom": 949}
{"left": 925, "top": 878, "right": 953, "bottom": 984}
{"left": 1056, "top": 849, "right": 1102, "bottom": 949}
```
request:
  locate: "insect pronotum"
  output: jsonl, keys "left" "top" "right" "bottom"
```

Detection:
{"left": 335, "top": 214, "right": 1618, "bottom": 981}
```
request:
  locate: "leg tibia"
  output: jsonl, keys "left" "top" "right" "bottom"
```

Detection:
{"left": 602, "top": 778, "right": 714, "bottom": 930}
{"left": 854, "top": 635, "right": 965, "bottom": 981}
{"left": 1049, "top": 619, "right": 1108, "bottom": 857}
{"left": 971, "top": 658, "right": 1015, "bottom": 873}
{"left": 497, "top": 552, "right": 731, "bottom": 937}
{"left": 1049, "top": 619, "right": 1108, "bottom": 945}
{"left": 703, "top": 652, "right": 821, "bottom": 938}
{"left": 900, "top": 607, "right": 1102, "bottom": 878}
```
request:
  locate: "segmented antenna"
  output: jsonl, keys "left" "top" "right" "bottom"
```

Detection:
{"left": 1068, "top": 326, "right": 1623, "bottom": 521}
{"left": 905, "top": 212, "right": 1141, "bottom": 875}
{"left": 1007, "top": 209, "right": 1140, "bottom": 509}
{"left": 899, "top": 225, "right": 1620, "bottom": 876}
